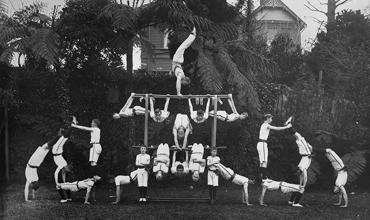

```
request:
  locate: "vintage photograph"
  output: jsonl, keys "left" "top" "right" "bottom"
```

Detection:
{"left": 0, "top": 0, "right": 369, "bottom": 219}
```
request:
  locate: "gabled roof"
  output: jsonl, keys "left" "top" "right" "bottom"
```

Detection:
{"left": 253, "top": 0, "right": 307, "bottom": 31}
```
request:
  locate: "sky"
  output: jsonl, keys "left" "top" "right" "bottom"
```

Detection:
{"left": 4, "top": 0, "right": 370, "bottom": 68}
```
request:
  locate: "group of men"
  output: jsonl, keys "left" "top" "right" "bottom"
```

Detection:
{"left": 256, "top": 114, "right": 348, "bottom": 208}
{"left": 25, "top": 116, "right": 103, "bottom": 204}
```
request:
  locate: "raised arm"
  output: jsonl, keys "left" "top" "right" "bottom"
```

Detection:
{"left": 188, "top": 98, "right": 194, "bottom": 114}
{"left": 71, "top": 124, "right": 94, "bottom": 132}
{"left": 150, "top": 97, "right": 155, "bottom": 115}
{"left": 164, "top": 97, "right": 170, "bottom": 112}
{"left": 204, "top": 98, "right": 210, "bottom": 119}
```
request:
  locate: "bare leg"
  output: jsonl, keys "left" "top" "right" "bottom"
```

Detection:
{"left": 133, "top": 106, "right": 146, "bottom": 115}
{"left": 227, "top": 97, "right": 239, "bottom": 114}
{"left": 120, "top": 93, "right": 136, "bottom": 113}
{"left": 112, "top": 186, "right": 121, "bottom": 204}
{"left": 300, "top": 170, "right": 307, "bottom": 187}
{"left": 243, "top": 183, "right": 252, "bottom": 205}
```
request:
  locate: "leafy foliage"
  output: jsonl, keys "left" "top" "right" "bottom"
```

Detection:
{"left": 342, "top": 150, "right": 369, "bottom": 184}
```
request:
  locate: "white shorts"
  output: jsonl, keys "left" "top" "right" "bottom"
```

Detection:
{"left": 189, "top": 159, "right": 205, "bottom": 174}
{"left": 298, "top": 156, "right": 311, "bottom": 171}
{"left": 280, "top": 182, "right": 303, "bottom": 194}
{"left": 53, "top": 155, "right": 67, "bottom": 168}
{"left": 136, "top": 168, "right": 148, "bottom": 187}
{"left": 207, "top": 170, "right": 219, "bottom": 186}
{"left": 89, "top": 144, "right": 102, "bottom": 163}
{"left": 209, "top": 110, "right": 227, "bottom": 121}
{"left": 153, "top": 162, "right": 169, "bottom": 173}
{"left": 257, "top": 142, "right": 268, "bottom": 164}
{"left": 115, "top": 176, "right": 131, "bottom": 186}
{"left": 232, "top": 174, "right": 249, "bottom": 186}
{"left": 25, "top": 166, "right": 38, "bottom": 183}
{"left": 335, "top": 170, "right": 348, "bottom": 187}
{"left": 60, "top": 182, "right": 79, "bottom": 192}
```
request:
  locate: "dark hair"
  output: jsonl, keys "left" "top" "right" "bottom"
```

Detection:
{"left": 176, "top": 164, "right": 184, "bottom": 171}
{"left": 92, "top": 119, "right": 100, "bottom": 127}
{"left": 211, "top": 147, "right": 217, "bottom": 152}
{"left": 264, "top": 114, "right": 273, "bottom": 121}
{"left": 197, "top": 109, "right": 204, "bottom": 116}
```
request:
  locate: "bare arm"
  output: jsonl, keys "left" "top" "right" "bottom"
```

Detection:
{"left": 164, "top": 97, "right": 170, "bottom": 112}
{"left": 188, "top": 99, "right": 194, "bottom": 114}
{"left": 259, "top": 187, "right": 267, "bottom": 205}
{"left": 185, "top": 151, "right": 189, "bottom": 163}
{"left": 84, "top": 187, "right": 92, "bottom": 204}
{"left": 135, "top": 155, "right": 140, "bottom": 166}
{"left": 182, "top": 129, "right": 190, "bottom": 149}
{"left": 150, "top": 98, "right": 155, "bottom": 115}
{"left": 72, "top": 124, "right": 94, "bottom": 132}
{"left": 54, "top": 167, "right": 62, "bottom": 185}
{"left": 172, "top": 151, "right": 177, "bottom": 167}
{"left": 24, "top": 181, "right": 30, "bottom": 201}
{"left": 143, "top": 155, "right": 150, "bottom": 166}
{"left": 204, "top": 98, "right": 210, "bottom": 119}
{"left": 173, "top": 128, "right": 180, "bottom": 149}
{"left": 176, "top": 74, "right": 182, "bottom": 95}
{"left": 268, "top": 124, "right": 291, "bottom": 131}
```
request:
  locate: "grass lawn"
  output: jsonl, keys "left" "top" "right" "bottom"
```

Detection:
{"left": 1, "top": 183, "right": 369, "bottom": 220}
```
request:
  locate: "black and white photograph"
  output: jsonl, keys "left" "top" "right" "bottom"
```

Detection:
{"left": 0, "top": 0, "right": 370, "bottom": 219}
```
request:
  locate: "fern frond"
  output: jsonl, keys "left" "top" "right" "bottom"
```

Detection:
{"left": 307, "top": 158, "right": 321, "bottom": 186}
{"left": 0, "top": 19, "right": 28, "bottom": 45}
{"left": 0, "top": 46, "right": 15, "bottom": 64}
{"left": 226, "top": 40, "right": 280, "bottom": 80}
{"left": 196, "top": 50, "right": 223, "bottom": 93}
{"left": 214, "top": 47, "right": 260, "bottom": 111}
{"left": 0, "top": 0, "right": 6, "bottom": 15}
{"left": 26, "top": 28, "right": 60, "bottom": 65}
{"left": 100, "top": 2, "right": 137, "bottom": 31}
{"left": 342, "top": 150, "right": 369, "bottom": 184}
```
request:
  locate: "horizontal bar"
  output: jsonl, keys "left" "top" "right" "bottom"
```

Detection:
{"left": 132, "top": 145, "right": 227, "bottom": 149}
{"left": 132, "top": 94, "right": 231, "bottom": 99}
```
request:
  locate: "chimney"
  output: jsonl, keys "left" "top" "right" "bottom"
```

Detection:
{"left": 260, "top": 0, "right": 268, "bottom": 5}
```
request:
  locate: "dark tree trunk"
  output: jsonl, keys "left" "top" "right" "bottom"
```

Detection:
{"left": 327, "top": 0, "right": 336, "bottom": 32}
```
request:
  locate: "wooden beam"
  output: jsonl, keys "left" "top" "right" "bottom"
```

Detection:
{"left": 211, "top": 95, "right": 218, "bottom": 148}
{"left": 132, "top": 94, "right": 231, "bottom": 99}
{"left": 148, "top": 198, "right": 209, "bottom": 202}
{"left": 144, "top": 94, "right": 149, "bottom": 147}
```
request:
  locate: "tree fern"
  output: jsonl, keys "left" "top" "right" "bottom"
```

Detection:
{"left": 341, "top": 150, "right": 369, "bottom": 184}
{"left": 196, "top": 50, "right": 223, "bottom": 93}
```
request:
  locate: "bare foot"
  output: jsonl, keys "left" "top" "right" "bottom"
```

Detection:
{"left": 112, "top": 201, "right": 119, "bottom": 205}
{"left": 113, "top": 113, "right": 120, "bottom": 119}
{"left": 340, "top": 205, "right": 347, "bottom": 208}
{"left": 333, "top": 202, "right": 341, "bottom": 206}
{"left": 260, "top": 203, "right": 267, "bottom": 206}
{"left": 84, "top": 201, "right": 90, "bottom": 205}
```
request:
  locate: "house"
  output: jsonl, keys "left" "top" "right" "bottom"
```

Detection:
{"left": 140, "top": 0, "right": 306, "bottom": 73}
{"left": 253, "top": 0, "right": 307, "bottom": 46}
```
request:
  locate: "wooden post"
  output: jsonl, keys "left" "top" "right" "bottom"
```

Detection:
{"left": 211, "top": 95, "right": 218, "bottom": 148}
{"left": 144, "top": 94, "right": 149, "bottom": 147}
{"left": 4, "top": 100, "right": 9, "bottom": 181}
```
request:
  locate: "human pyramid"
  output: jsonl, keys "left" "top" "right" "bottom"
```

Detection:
{"left": 24, "top": 27, "right": 348, "bottom": 208}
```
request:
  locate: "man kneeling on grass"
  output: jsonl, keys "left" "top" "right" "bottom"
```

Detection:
{"left": 260, "top": 179, "right": 305, "bottom": 207}
{"left": 56, "top": 175, "right": 101, "bottom": 205}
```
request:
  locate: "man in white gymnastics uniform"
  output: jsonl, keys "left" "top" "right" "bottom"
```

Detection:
{"left": 257, "top": 114, "right": 291, "bottom": 180}
{"left": 215, "top": 163, "right": 254, "bottom": 205}
{"left": 189, "top": 143, "right": 206, "bottom": 182}
{"left": 207, "top": 147, "right": 220, "bottom": 203}
{"left": 260, "top": 179, "right": 305, "bottom": 207}
{"left": 57, "top": 175, "right": 101, "bottom": 205}
{"left": 173, "top": 113, "right": 192, "bottom": 150}
{"left": 24, "top": 141, "right": 52, "bottom": 202}
{"left": 171, "top": 150, "right": 189, "bottom": 177}
{"left": 113, "top": 93, "right": 146, "bottom": 118}
{"left": 209, "top": 95, "right": 248, "bottom": 122}
{"left": 153, "top": 143, "right": 170, "bottom": 181}
{"left": 188, "top": 98, "right": 210, "bottom": 123}
{"left": 325, "top": 148, "right": 348, "bottom": 208}
{"left": 172, "top": 27, "right": 195, "bottom": 95}
{"left": 72, "top": 118, "right": 102, "bottom": 168}
{"left": 136, "top": 146, "right": 150, "bottom": 202}
{"left": 112, "top": 170, "right": 138, "bottom": 204}
{"left": 150, "top": 97, "right": 170, "bottom": 123}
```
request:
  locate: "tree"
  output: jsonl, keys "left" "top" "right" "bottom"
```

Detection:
{"left": 305, "top": 0, "right": 352, "bottom": 31}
